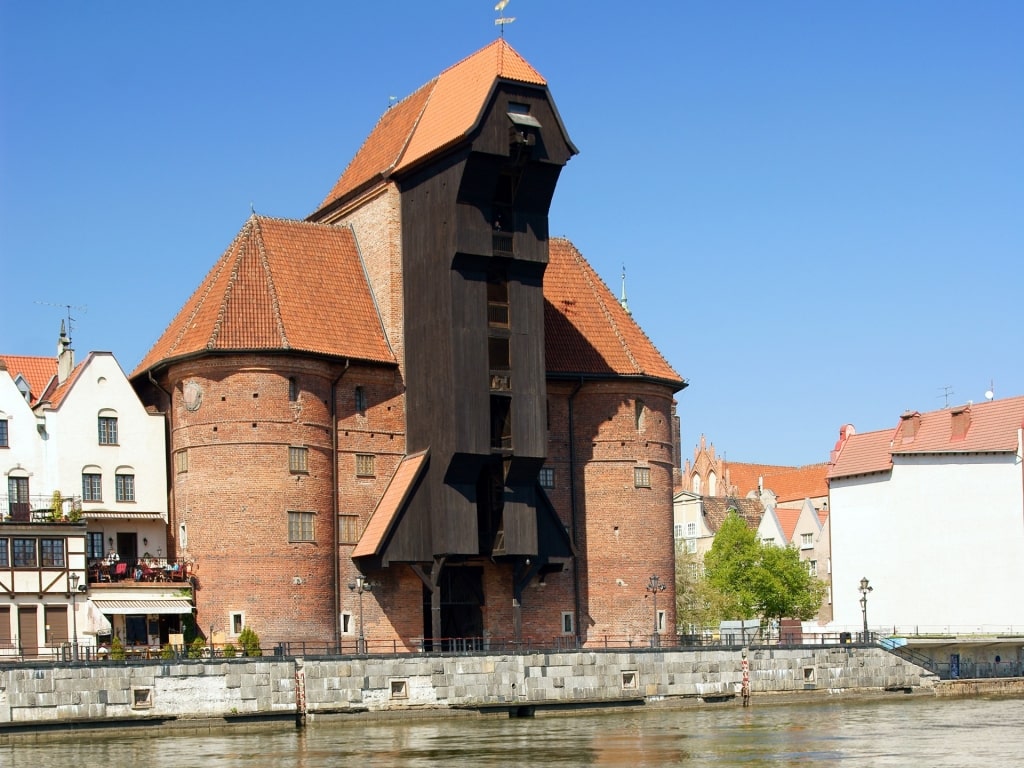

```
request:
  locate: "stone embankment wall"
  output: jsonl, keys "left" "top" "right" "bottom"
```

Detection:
{"left": 0, "top": 647, "right": 934, "bottom": 729}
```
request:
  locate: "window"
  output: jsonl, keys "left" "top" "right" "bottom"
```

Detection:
{"left": 488, "top": 336, "right": 510, "bottom": 370}
{"left": 762, "top": 537, "right": 775, "bottom": 545}
{"left": 673, "top": 524, "right": 682, "bottom": 539}
{"left": 686, "top": 522, "right": 697, "bottom": 537}
{"left": 116, "top": 474, "right": 135, "bottom": 502}
{"left": 0, "top": 538, "right": 8, "bottom": 567}
{"left": 340, "top": 514, "right": 360, "bottom": 544}
{"left": 355, "top": 454, "right": 375, "bottom": 477}
{"left": 685, "top": 539, "right": 697, "bottom": 554}
{"left": 634, "top": 466, "right": 651, "bottom": 488}
{"left": 688, "top": 563, "right": 699, "bottom": 579}
{"left": 539, "top": 467, "right": 555, "bottom": 489}
{"left": 231, "top": 612, "right": 244, "bottom": 636}
{"left": 288, "top": 377, "right": 298, "bottom": 402}
{"left": 175, "top": 449, "right": 188, "bottom": 473}
{"left": 87, "top": 532, "right": 104, "bottom": 560}
{"left": 13, "top": 538, "right": 37, "bottom": 567}
{"left": 82, "top": 473, "right": 102, "bottom": 502}
{"left": 8, "top": 476, "right": 28, "bottom": 518}
{"left": 41, "top": 538, "right": 65, "bottom": 567}
{"left": 801, "top": 533, "right": 814, "bottom": 549}
{"left": 98, "top": 416, "right": 118, "bottom": 445}
{"left": 289, "top": 446, "right": 309, "bottom": 474}
{"left": 656, "top": 610, "right": 666, "bottom": 632}
{"left": 341, "top": 612, "right": 353, "bottom": 634}
{"left": 0, "top": 419, "right": 7, "bottom": 447}
{"left": 561, "top": 611, "right": 574, "bottom": 635}
{"left": 354, "top": 386, "right": 367, "bottom": 415}
{"left": 487, "top": 274, "right": 509, "bottom": 327}
{"left": 707, "top": 472, "right": 717, "bottom": 496}
{"left": 634, "top": 399, "right": 645, "bottom": 430}
{"left": 692, "top": 474, "right": 701, "bottom": 494}
{"left": 807, "top": 559, "right": 818, "bottom": 577}
{"left": 288, "top": 511, "right": 315, "bottom": 542}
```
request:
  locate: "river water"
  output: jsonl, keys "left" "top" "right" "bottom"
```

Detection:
{"left": 4, "top": 695, "right": 1022, "bottom": 766}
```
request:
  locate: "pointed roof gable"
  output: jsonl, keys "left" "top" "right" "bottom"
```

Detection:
{"left": 316, "top": 39, "right": 553, "bottom": 214}
{"left": 37, "top": 358, "right": 88, "bottom": 408}
{"left": 544, "top": 238, "right": 684, "bottom": 387}
{"left": 0, "top": 355, "right": 56, "bottom": 405}
{"left": 133, "top": 216, "right": 395, "bottom": 377}
{"left": 702, "top": 497, "right": 764, "bottom": 533}
{"left": 353, "top": 450, "right": 429, "bottom": 560}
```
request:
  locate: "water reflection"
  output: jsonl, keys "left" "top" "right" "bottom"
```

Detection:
{"left": 3, "top": 696, "right": 1022, "bottom": 767}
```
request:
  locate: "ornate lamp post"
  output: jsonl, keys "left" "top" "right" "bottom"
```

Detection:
{"left": 69, "top": 571, "right": 80, "bottom": 661}
{"left": 646, "top": 574, "right": 666, "bottom": 647}
{"left": 348, "top": 575, "right": 372, "bottom": 654}
{"left": 859, "top": 577, "right": 873, "bottom": 643}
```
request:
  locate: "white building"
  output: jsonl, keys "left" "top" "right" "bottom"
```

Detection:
{"left": 1, "top": 328, "right": 178, "bottom": 658}
{"left": 827, "top": 396, "right": 1024, "bottom": 635}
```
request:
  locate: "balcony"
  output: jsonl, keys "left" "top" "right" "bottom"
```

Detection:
{"left": 1, "top": 493, "right": 83, "bottom": 523}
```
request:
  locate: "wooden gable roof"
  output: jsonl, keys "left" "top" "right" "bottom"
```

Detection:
{"left": 132, "top": 216, "right": 395, "bottom": 378}
{"left": 315, "top": 39, "right": 562, "bottom": 215}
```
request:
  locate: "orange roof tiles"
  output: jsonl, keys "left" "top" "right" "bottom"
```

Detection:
{"left": 723, "top": 462, "right": 796, "bottom": 498}
{"left": 0, "top": 355, "right": 56, "bottom": 404}
{"left": 827, "top": 428, "right": 896, "bottom": 479}
{"left": 38, "top": 359, "right": 87, "bottom": 408}
{"left": 828, "top": 395, "right": 1024, "bottom": 480}
{"left": 317, "top": 39, "right": 547, "bottom": 213}
{"left": 773, "top": 507, "right": 800, "bottom": 541}
{"left": 353, "top": 450, "right": 429, "bottom": 559}
{"left": 132, "top": 216, "right": 395, "bottom": 377}
{"left": 544, "top": 238, "right": 683, "bottom": 386}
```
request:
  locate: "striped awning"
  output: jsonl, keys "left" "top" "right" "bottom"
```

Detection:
{"left": 90, "top": 599, "right": 193, "bottom": 615}
{"left": 82, "top": 510, "right": 167, "bottom": 520}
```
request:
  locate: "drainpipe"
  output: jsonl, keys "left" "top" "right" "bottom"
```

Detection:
{"left": 567, "top": 377, "right": 583, "bottom": 646}
{"left": 331, "top": 359, "right": 350, "bottom": 650}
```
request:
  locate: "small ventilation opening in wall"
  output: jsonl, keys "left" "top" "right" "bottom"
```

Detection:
{"left": 621, "top": 671, "right": 637, "bottom": 689}
{"left": 131, "top": 687, "right": 153, "bottom": 709}
{"left": 390, "top": 679, "right": 408, "bottom": 699}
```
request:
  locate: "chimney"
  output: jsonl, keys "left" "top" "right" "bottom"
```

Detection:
{"left": 950, "top": 405, "right": 972, "bottom": 441}
{"left": 57, "top": 321, "right": 74, "bottom": 384}
{"left": 899, "top": 411, "right": 921, "bottom": 444}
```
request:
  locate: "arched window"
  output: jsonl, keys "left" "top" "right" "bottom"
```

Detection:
{"left": 707, "top": 471, "right": 717, "bottom": 496}
{"left": 692, "top": 473, "right": 701, "bottom": 494}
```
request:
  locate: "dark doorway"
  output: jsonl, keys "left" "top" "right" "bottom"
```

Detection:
{"left": 423, "top": 565, "right": 484, "bottom": 651}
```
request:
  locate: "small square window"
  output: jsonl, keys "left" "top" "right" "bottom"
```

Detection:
{"left": 801, "top": 533, "right": 814, "bottom": 549}
{"left": 539, "top": 467, "right": 555, "bottom": 489}
{"left": 288, "top": 511, "right": 315, "bottom": 542}
{"left": 340, "top": 514, "right": 360, "bottom": 545}
{"left": 289, "top": 446, "right": 309, "bottom": 474}
{"left": 98, "top": 416, "right": 118, "bottom": 445}
{"left": 41, "top": 538, "right": 66, "bottom": 567}
{"left": 634, "top": 466, "right": 651, "bottom": 488}
{"left": 686, "top": 522, "right": 697, "bottom": 537}
{"left": 13, "top": 538, "right": 37, "bottom": 567}
{"left": 685, "top": 539, "right": 697, "bottom": 554}
{"left": 356, "top": 454, "right": 375, "bottom": 477}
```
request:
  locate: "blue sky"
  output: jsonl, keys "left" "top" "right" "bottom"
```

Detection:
{"left": 2, "top": 1, "right": 1021, "bottom": 466}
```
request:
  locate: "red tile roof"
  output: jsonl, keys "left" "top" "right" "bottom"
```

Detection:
{"left": 132, "top": 216, "right": 395, "bottom": 377}
{"left": 316, "top": 39, "right": 548, "bottom": 213}
{"left": 724, "top": 462, "right": 798, "bottom": 498}
{"left": 702, "top": 497, "right": 764, "bottom": 533}
{"left": 774, "top": 507, "right": 800, "bottom": 542}
{"left": 38, "top": 359, "right": 87, "bottom": 408}
{"left": 0, "top": 355, "right": 56, "bottom": 404}
{"left": 827, "top": 428, "right": 896, "bottom": 479}
{"left": 353, "top": 450, "right": 429, "bottom": 559}
{"left": 828, "top": 395, "right": 1024, "bottom": 480}
{"left": 544, "top": 238, "right": 684, "bottom": 386}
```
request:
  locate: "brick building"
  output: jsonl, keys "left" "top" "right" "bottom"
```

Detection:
{"left": 132, "top": 40, "right": 685, "bottom": 650}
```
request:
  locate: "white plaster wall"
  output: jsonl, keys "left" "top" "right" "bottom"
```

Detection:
{"left": 0, "top": 370, "right": 45, "bottom": 503}
{"left": 830, "top": 447, "right": 1024, "bottom": 632}
{"left": 43, "top": 353, "right": 167, "bottom": 517}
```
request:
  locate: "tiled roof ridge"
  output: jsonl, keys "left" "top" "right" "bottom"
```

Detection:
{"left": 440, "top": 38, "right": 546, "bottom": 86}
{"left": 570, "top": 242, "right": 642, "bottom": 374}
{"left": 250, "top": 216, "right": 290, "bottom": 349}
{"left": 38, "top": 357, "right": 87, "bottom": 408}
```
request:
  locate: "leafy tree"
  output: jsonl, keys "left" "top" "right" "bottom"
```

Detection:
{"left": 675, "top": 542, "right": 731, "bottom": 632}
{"left": 702, "top": 510, "right": 829, "bottom": 633}
{"left": 110, "top": 636, "right": 126, "bottom": 660}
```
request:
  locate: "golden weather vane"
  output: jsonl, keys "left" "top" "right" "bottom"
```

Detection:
{"left": 494, "top": 0, "right": 516, "bottom": 37}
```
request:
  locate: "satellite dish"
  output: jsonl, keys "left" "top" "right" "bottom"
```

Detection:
{"left": 984, "top": 390, "right": 994, "bottom": 401}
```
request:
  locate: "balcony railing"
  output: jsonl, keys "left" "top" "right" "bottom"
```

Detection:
{"left": 1, "top": 494, "right": 83, "bottom": 522}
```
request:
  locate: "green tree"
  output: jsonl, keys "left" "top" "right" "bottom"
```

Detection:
{"left": 702, "top": 511, "right": 761, "bottom": 620}
{"left": 675, "top": 542, "right": 731, "bottom": 632}
{"left": 238, "top": 626, "right": 262, "bottom": 657}
{"left": 703, "top": 510, "right": 829, "bottom": 633}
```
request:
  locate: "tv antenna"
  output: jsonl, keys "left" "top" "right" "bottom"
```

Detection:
{"left": 35, "top": 301, "right": 87, "bottom": 338}
{"left": 938, "top": 385, "right": 954, "bottom": 408}
{"left": 494, "top": 0, "right": 516, "bottom": 37}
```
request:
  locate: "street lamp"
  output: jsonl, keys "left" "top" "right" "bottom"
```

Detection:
{"left": 859, "top": 577, "right": 873, "bottom": 643}
{"left": 646, "top": 574, "right": 666, "bottom": 647}
{"left": 69, "top": 571, "right": 80, "bottom": 661}
{"left": 348, "top": 575, "right": 372, "bottom": 654}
